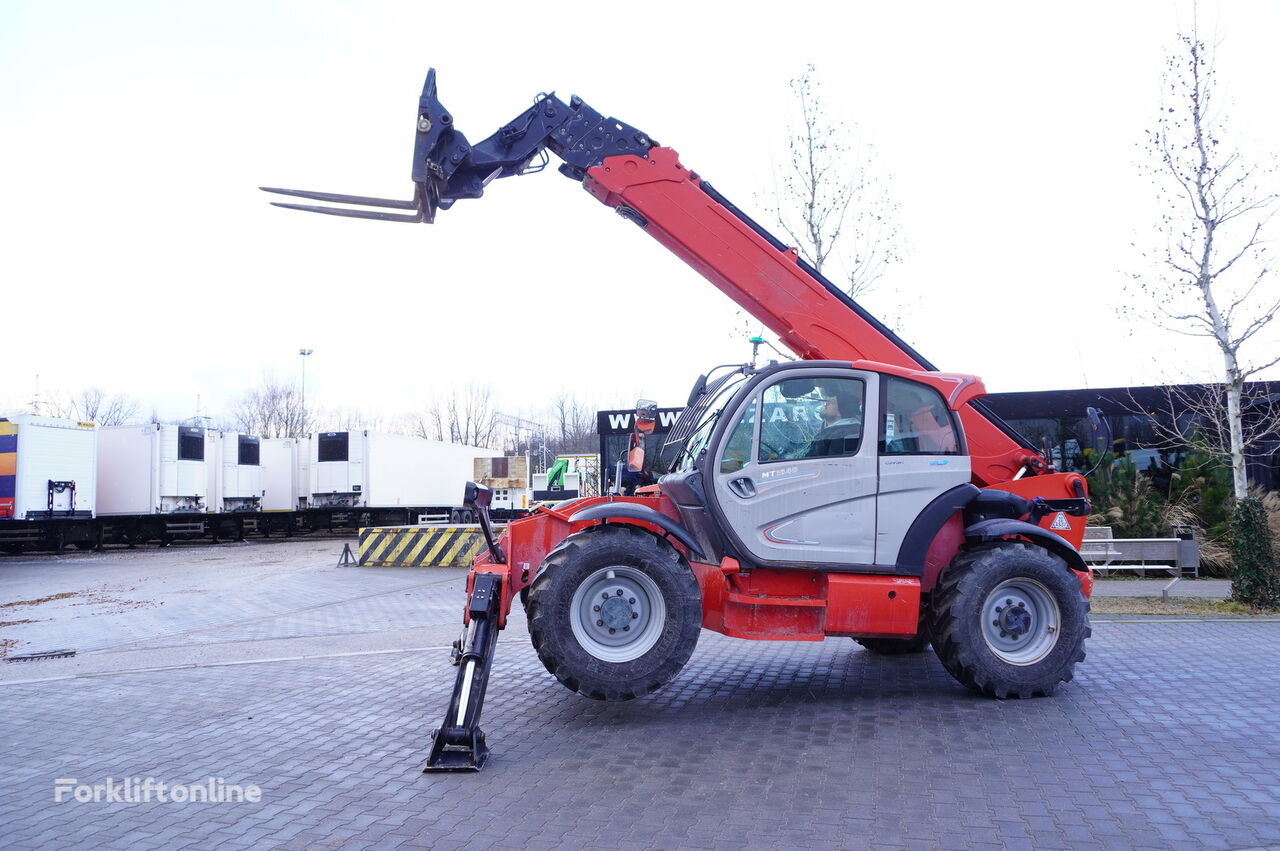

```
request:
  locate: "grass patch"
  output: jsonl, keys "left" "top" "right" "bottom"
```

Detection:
{"left": 1090, "top": 596, "right": 1274, "bottom": 616}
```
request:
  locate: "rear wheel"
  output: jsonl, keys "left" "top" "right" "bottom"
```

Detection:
{"left": 527, "top": 525, "right": 701, "bottom": 701}
{"left": 928, "top": 542, "right": 1089, "bottom": 698}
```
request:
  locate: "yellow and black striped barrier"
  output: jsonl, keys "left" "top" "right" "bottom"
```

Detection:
{"left": 357, "top": 524, "right": 493, "bottom": 568}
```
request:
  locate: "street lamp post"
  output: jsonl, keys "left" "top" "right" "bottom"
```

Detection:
{"left": 299, "top": 348, "right": 314, "bottom": 410}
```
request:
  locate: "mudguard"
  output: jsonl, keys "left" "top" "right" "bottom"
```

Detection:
{"left": 568, "top": 503, "right": 704, "bottom": 559}
{"left": 963, "top": 518, "right": 1087, "bottom": 574}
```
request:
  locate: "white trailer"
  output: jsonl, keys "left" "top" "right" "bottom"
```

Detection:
{"left": 309, "top": 431, "right": 502, "bottom": 514}
{"left": 97, "top": 424, "right": 216, "bottom": 515}
{"left": 215, "top": 432, "right": 264, "bottom": 512}
{"left": 0, "top": 415, "right": 97, "bottom": 520}
{"left": 261, "top": 436, "right": 310, "bottom": 512}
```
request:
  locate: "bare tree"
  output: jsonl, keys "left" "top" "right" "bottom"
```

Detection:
{"left": 545, "top": 392, "right": 597, "bottom": 457}
{"left": 1134, "top": 31, "right": 1280, "bottom": 499}
{"left": 230, "top": 374, "right": 309, "bottom": 437}
{"left": 411, "top": 383, "right": 501, "bottom": 448}
{"left": 312, "top": 406, "right": 392, "bottom": 434}
{"left": 72, "top": 387, "right": 141, "bottom": 426}
{"left": 40, "top": 387, "right": 141, "bottom": 425}
{"left": 769, "top": 65, "right": 906, "bottom": 300}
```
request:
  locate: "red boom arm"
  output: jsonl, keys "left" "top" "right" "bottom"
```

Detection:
{"left": 583, "top": 147, "right": 1039, "bottom": 486}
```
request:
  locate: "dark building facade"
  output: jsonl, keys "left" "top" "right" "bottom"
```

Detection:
{"left": 981, "top": 382, "right": 1278, "bottom": 490}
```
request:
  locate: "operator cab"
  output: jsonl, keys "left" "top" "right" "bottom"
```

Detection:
{"left": 660, "top": 360, "right": 976, "bottom": 572}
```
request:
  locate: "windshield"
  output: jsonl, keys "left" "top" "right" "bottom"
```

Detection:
{"left": 666, "top": 367, "right": 750, "bottom": 473}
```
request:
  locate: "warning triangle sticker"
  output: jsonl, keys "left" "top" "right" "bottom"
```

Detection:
{"left": 1049, "top": 511, "right": 1070, "bottom": 530}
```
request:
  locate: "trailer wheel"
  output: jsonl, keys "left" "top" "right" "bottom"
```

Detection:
{"left": 527, "top": 525, "right": 701, "bottom": 701}
{"left": 928, "top": 542, "right": 1090, "bottom": 698}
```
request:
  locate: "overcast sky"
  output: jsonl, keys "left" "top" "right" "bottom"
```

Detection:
{"left": 3, "top": 0, "right": 1277, "bottom": 426}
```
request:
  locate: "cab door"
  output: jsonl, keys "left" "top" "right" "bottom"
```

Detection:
{"left": 711, "top": 369, "right": 880, "bottom": 567}
{"left": 875, "top": 376, "right": 972, "bottom": 563}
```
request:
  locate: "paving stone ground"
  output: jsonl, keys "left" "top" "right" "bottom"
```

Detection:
{"left": 1, "top": 542, "right": 1278, "bottom": 849}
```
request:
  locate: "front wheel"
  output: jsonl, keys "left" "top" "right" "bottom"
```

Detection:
{"left": 527, "top": 525, "right": 701, "bottom": 701}
{"left": 928, "top": 543, "right": 1090, "bottom": 698}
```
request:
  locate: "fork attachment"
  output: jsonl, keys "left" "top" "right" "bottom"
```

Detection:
{"left": 424, "top": 572, "right": 502, "bottom": 772}
{"left": 262, "top": 67, "right": 652, "bottom": 224}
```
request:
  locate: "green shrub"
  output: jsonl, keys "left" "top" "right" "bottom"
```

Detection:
{"left": 1168, "top": 447, "right": 1233, "bottom": 535}
{"left": 1229, "top": 497, "right": 1280, "bottom": 610}
{"left": 1086, "top": 456, "right": 1167, "bottom": 538}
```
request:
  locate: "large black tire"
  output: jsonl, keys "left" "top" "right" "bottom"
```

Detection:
{"left": 527, "top": 525, "right": 702, "bottom": 701}
{"left": 928, "top": 542, "right": 1090, "bottom": 698}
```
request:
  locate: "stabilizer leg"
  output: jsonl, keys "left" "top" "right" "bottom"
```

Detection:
{"left": 424, "top": 572, "right": 502, "bottom": 772}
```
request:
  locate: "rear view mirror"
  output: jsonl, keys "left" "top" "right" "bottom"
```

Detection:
{"left": 634, "top": 399, "right": 658, "bottom": 435}
{"left": 1086, "top": 406, "right": 1103, "bottom": 433}
{"left": 627, "top": 399, "right": 658, "bottom": 472}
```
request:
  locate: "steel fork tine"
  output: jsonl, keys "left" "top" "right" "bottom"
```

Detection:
{"left": 259, "top": 186, "right": 420, "bottom": 210}
{"left": 267, "top": 201, "right": 426, "bottom": 223}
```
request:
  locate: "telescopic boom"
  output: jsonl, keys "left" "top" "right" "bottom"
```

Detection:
{"left": 263, "top": 69, "right": 1043, "bottom": 486}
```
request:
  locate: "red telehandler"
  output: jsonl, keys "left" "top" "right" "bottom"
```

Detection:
{"left": 265, "top": 70, "right": 1094, "bottom": 771}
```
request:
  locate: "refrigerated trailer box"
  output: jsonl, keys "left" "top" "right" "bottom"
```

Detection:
{"left": 97, "top": 424, "right": 216, "bottom": 515}
{"left": 261, "top": 436, "right": 310, "bottom": 511}
{"left": 309, "top": 431, "right": 502, "bottom": 509}
{"left": 0, "top": 415, "right": 97, "bottom": 520}
{"left": 215, "top": 432, "right": 263, "bottom": 512}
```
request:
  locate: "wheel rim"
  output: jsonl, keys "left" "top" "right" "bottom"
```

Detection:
{"left": 569, "top": 565, "right": 666, "bottom": 663}
{"left": 980, "top": 577, "right": 1061, "bottom": 665}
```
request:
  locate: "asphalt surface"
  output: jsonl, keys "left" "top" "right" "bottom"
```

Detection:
{"left": 1, "top": 541, "right": 1276, "bottom": 849}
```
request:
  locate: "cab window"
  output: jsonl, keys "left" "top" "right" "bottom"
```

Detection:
{"left": 719, "top": 397, "right": 757, "bottom": 474}
{"left": 757, "top": 377, "right": 865, "bottom": 462}
{"left": 881, "top": 378, "right": 960, "bottom": 455}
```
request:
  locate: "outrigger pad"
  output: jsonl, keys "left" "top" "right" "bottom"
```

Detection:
{"left": 424, "top": 728, "right": 489, "bottom": 772}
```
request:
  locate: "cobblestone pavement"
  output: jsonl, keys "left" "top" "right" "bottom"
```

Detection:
{"left": 2, "top": 542, "right": 1278, "bottom": 849}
